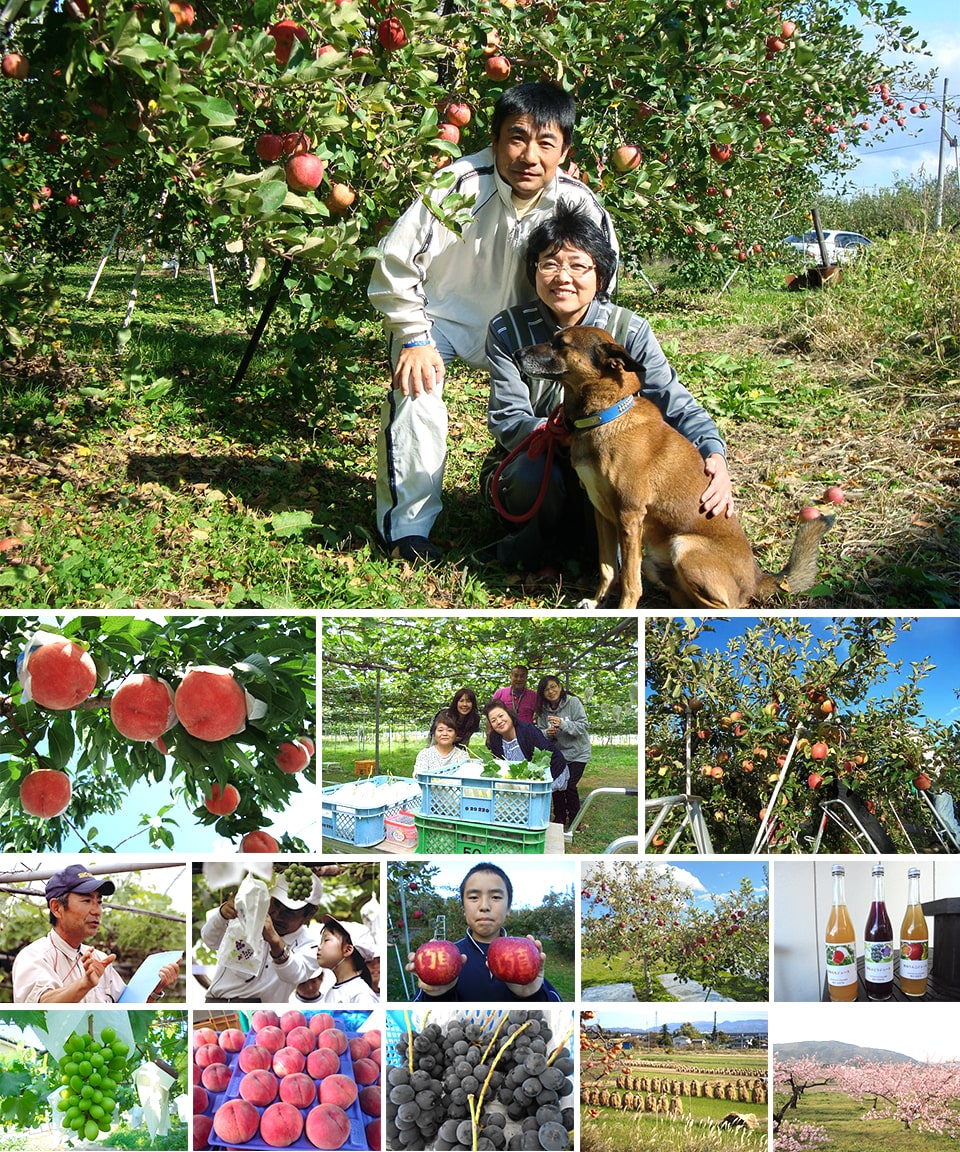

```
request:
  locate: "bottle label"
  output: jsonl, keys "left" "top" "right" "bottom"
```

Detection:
{"left": 899, "top": 939, "right": 929, "bottom": 981}
{"left": 864, "top": 941, "right": 894, "bottom": 983}
{"left": 826, "top": 941, "right": 857, "bottom": 986}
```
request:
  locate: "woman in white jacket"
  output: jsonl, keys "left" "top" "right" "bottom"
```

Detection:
{"left": 535, "top": 676, "right": 591, "bottom": 828}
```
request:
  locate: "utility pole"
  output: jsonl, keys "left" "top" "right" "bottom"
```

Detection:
{"left": 935, "top": 78, "right": 949, "bottom": 229}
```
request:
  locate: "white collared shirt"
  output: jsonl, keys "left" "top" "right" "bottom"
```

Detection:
{"left": 12, "top": 931, "right": 126, "bottom": 1003}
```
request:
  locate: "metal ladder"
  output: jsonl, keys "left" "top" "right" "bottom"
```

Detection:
{"left": 643, "top": 794, "right": 714, "bottom": 854}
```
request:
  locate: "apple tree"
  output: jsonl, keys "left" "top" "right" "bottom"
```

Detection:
{"left": 644, "top": 616, "right": 945, "bottom": 852}
{"left": 0, "top": 0, "right": 934, "bottom": 370}
{"left": 581, "top": 859, "right": 768, "bottom": 999}
{"left": 0, "top": 613, "right": 316, "bottom": 852}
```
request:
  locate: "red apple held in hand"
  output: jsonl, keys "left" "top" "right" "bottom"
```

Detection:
{"left": 484, "top": 55, "right": 511, "bottom": 81}
{"left": 611, "top": 144, "right": 642, "bottom": 173}
{"left": 487, "top": 936, "right": 541, "bottom": 986}
{"left": 285, "top": 153, "right": 325, "bottom": 193}
{"left": 2, "top": 53, "right": 29, "bottom": 79}
{"left": 377, "top": 16, "right": 407, "bottom": 51}
{"left": 413, "top": 940, "right": 462, "bottom": 986}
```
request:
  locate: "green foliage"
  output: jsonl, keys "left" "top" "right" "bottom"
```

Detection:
{"left": 100, "top": 1121, "right": 188, "bottom": 1150}
{"left": 645, "top": 616, "right": 957, "bottom": 852}
{"left": 0, "top": 0, "right": 937, "bottom": 363}
{"left": 0, "top": 615, "right": 316, "bottom": 852}
{"left": 322, "top": 615, "right": 637, "bottom": 737}
{"left": 814, "top": 174, "right": 960, "bottom": 238}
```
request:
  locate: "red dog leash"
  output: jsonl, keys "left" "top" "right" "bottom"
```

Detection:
{"left": 490, "top": 405, "right": 570, "bottom": 523}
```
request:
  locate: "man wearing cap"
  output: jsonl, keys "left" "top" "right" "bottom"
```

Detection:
{"left": 12, "top": 865, "right": 180, "bottom": 1004}
{"left": 201, "top": 872, "right": 324, "bottom": 1003}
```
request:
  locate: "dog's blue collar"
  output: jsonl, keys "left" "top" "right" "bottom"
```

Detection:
{"left": 571, "top": 395, "right": 635, "bottom": 430}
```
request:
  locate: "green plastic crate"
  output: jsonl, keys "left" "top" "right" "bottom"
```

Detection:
{"left": 414, "top": 812, "right": 546, "bottom": 854}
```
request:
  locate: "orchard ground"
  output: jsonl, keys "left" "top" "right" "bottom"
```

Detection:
{"left": 2, "top": 232, "right": 959, "bottom": 609}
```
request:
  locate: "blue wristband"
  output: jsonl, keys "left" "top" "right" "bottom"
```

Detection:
{"left": 402, "top": 336, "right": 434, "bottom": 348}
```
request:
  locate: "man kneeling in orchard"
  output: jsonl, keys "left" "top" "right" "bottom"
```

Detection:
{"left": 12, "top": 865, "right": 180, "bottom": 1003}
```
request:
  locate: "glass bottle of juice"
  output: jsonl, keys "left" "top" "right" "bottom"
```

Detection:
{"left": 864, "top": 862, "right": 894, "bottom": 1000}
{"left": 899, "top": 866, "right": 929, "bottom": 997}
{"left": 825, "top": 864, "right": 858, "bottom": 1001}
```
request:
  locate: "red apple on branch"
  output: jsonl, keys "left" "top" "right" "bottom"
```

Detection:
{"left": 444, "top": 102, "right": 472, "bottom": 128}
{"left": 256, "top": 134, "right": 285, "bottom": 163}
{"left": 611, "top": 144, "right": 642, "bottom": 172}
{"left": 285, "top": 153, "right": 325, "bottom": 193}
{"left": 484, "top": 55, "right": 511, "bottom": 80}
{"left": 377, "top": 17, "right": 407, "bottom": 51}
{"left": 810, "top": 742, "right": 829, "bottom": 761}
{"left": 2, "top": 53, "right": 29, "bottom": 79}
{"left": 709, "top": 142, "right": 732, "bottom": 163}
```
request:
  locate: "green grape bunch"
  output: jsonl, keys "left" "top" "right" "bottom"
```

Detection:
{"left": 54, "top": 1026, "right": 130, "bottom": 1142}
{"left": 284, "top": 864, "right": 315, "bottom": 903}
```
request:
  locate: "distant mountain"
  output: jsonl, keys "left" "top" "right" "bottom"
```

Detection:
{"left": 613, "top": 1020, "right": 768, "bottom": 1036}
{"left": 773, "top": 1040, "right": 918, "bottom": 1066}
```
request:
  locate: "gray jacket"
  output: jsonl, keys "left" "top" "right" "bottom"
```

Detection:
{"left": 536, "top": 692, "right": 591, "bottom": 764}
{"left": 487, "top": 297, "right": 726, "bottom": 459}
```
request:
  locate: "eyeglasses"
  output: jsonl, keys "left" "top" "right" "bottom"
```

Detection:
{"left": 536, "top": 258, "right": 596, "bottom": 278}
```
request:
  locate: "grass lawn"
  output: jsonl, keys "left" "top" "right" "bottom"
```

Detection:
{"left": 580, "top": 949, "right": 767, "bottom": 1002}
{"left": 4, "top": 234, "right": 958, "bottom": 608}
{"left": 777, "top": 1084, "right": 960, "bottom": 1152}
{"left": 321, "top": 741, "right": 638, "bottom": 855}
{"left": 580, "top": 1109, "right": 767, "bottom": 1152}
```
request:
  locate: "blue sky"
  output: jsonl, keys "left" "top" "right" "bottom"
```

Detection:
{"left": 589, "top": 1006, "right": 767, "bottom": 1031}
{"left": 840, "top": 0, "right": 960, "bottom": 190}
{"left": 649, "top": 616, "right": 960, "bottom": 725}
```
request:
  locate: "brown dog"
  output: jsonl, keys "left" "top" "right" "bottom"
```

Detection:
{"left": 516, "top": 326, "right": 832, "bottom": 609}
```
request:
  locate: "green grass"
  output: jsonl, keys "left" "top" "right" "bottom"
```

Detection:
{"left": 4, "top": 236, "right": 959, "bottom": 607}
{"left": 776, "top": 1084, "right": 959, "bottom": 1152}
{"left": 580, "top": 949, "right": 767, "bottom": 1002}
{"left": 581, "top": 1110, "right": 767, "bottom": 1152}
{"left": 321, "top": 741, "right": 638, "bottom": 855}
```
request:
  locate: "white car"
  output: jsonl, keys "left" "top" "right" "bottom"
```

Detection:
{"left": 784, "top": 230, "right": 872, "bottom": 264}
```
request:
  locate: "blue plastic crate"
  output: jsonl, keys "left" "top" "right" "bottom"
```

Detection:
{"left": 416, "top": 769, "right": 552, "bottom": 829}
{"left": 321, "top": 776, "right": 421, "bottom": 847}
